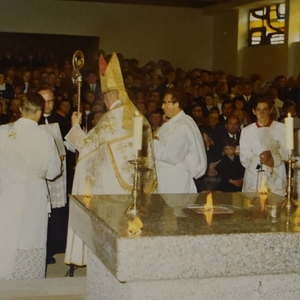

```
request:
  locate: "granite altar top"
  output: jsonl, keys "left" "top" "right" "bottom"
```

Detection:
{"left": 70, "top": 192, "right": 300, "bottom": 281}
{"left": 72, "top": 192, "right": 300, "bottom": 237}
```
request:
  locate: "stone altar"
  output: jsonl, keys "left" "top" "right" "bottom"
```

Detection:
{"left": 69, "top": 192, "right": 300, "bottom": 300}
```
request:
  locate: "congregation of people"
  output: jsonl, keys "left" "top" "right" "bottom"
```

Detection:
{"left": 0, "top": 46, "right": 299, "bottom": 279}
{"left": 1, "top": 48, "right": 298, "bottom": 191}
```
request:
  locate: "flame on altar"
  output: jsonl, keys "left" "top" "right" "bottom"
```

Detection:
{"left": 204, "top": 192, "right": 213, "bottom": 225}
{"left": 127, "top": 216, "right": 143, "bottom": 236}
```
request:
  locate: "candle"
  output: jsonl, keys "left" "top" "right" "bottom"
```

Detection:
{"left": 133, "top": 111, "right": 143, "bottom": 150}
{"left": 285, "top": 112, "right": 294, "bottom": 150}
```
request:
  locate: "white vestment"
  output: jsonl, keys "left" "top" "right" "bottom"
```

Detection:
{"left": 0, "top": 118, "right": 61, "bottom": 279}
{"left": 41, "top": 123, "right": 67, "bottom": 208}
{"left": 240, "top": 121, "right": 288, "bottom": 195}
{"left": 64, "top": 100, "right": 157, "bottom": 266}
{"left": 154, "top": 110, "right": 207, "bottom": 193}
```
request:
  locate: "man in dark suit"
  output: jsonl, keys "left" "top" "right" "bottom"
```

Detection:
{"left": 81, "top": 70, "right": 100, "bottom": 101}
{"left": 156, "top": 66, "right": 176, "bottom": 101}
{"left": 240, "top": 81, "right": 256, "bottom": 122}
{"left": 38, "top": 88, "right": 71, "bottom": 265}
{"left": 212, "top": 115, "right": 241, "bottom": 158}
{"left": 219, "top": 99, "right": 233, "bottom": 123}
{"left": 61, "top": 69, "right": 78, "bottom": 101}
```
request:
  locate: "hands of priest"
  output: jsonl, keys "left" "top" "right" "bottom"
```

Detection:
{"left": 259, "top": 150, "right": 274, "bottom": 168}
{"left": 71, "top": 112, "right": 82, "bottom": 126}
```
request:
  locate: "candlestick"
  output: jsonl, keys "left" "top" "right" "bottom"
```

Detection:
{"left": 126, "top": 155, "right": 140, "bottom": 216}
{"left": 285, "top": 112, "right": 294, "bottom": 151}
{"left": 133, "top": 111, "right": 143, "bottom": 150}
{"left": 281, "top": 154, "right": 297, "bottom": 213}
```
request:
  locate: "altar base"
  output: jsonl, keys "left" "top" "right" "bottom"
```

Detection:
{"left": 87, "top": 249, "right": 300, "bottom": 300}
{"left": 69, "top": 193, "right": 300, "bottom": 300}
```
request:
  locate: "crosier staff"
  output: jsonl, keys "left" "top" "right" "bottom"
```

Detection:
{"left": 72, "top": 50, "right": 84, "bottom": 114}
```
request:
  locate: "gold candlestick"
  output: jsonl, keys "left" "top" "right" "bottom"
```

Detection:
{"left": 281, "top": 153, "right": 297, "bottom": 212}
{"left": 126, "top": 151, "right": 140, "bottom": 216}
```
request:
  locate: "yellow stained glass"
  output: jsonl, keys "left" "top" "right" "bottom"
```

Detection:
{"left": 249, "top": 3, "right": 285, "bottom": 46}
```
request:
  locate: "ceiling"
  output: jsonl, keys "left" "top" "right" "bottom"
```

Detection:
{"left": 70, "top": 0, "right": 232, "bottom": 9}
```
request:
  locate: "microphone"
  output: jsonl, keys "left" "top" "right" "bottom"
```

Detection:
{"left": 85, "top": 110, "right": 91, "bottom": 133}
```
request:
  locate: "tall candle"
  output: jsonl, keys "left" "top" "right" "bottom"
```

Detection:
{"left": 133, "top": 111, "right": 143, "bottom": 150}
{"left": 285, "top": 112, "right": 294, "bottom": 150}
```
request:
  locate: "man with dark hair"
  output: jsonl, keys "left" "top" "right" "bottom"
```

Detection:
{"left": 148, "top": 108, "right": 164, "bottom": 132}
{"left": 7, "top": 98, "right": 22, "bottom": 122}
{"left": 81, "top": 70, "right": 100, "bottom": 100}
{"left": 214, "top": 137, "right": 244, "bottom": 192}
{"left": 0, "top": 92, "right": 61, "bottom": 279}
{"left": 219, "top": 99, "right": 233, "bottom": 122}
{"left": 238, "top": 81, "right": 256, "bottom": 121}
{"left": 212, "top": 115, "right": 241, "bottom": 159}
{"left": 156, "top": 66, "right": 176, "bottom": 101}
{"left": 240, "top": 95, "right": 288, "bottom": 194}
{"left": 153, "top": 87, "right": 207, "bottom": 193}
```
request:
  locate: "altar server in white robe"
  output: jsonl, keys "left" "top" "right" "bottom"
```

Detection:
{"left": 153, "top": 87, "right": 207, "bottom": 193}
{"left": 64, "top": 53, "right": 157, "bottom": 267}
{"left": 0, "top": 92, "right": 61, "bottom": 280}
{"left": 240, "top": 94, "right": 288, "bottom": 195}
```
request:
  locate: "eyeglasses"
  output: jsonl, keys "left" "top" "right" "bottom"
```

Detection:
{"left": 45, "top": 100, "right": 54, "bottom": 104}
{"left": 162, "top": 100, "right": 175, "bottom": 105}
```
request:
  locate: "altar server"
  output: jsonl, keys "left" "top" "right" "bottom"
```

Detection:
{"left": 240, "top": 94, "right": 288, "bottom": 195}
{"left": 0, "top": 92, "right": 61, "bottom": 279}
{"left": 153, "top": 87, "right": 207, "bottom": 193}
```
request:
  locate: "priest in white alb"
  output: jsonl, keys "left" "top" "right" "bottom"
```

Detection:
{"left": 0, "top": 92, "right": 61, "bottom": 280}
{"left": 153, "top": 87, "right": 207, "bottom": 193}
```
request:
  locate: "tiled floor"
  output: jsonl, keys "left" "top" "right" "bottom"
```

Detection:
{"left": 0, "top": 254, "right": 86, "bottom": 300}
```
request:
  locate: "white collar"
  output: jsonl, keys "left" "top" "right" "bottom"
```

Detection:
{"left": 110, "top": 99, "right": 122, "bottom": 110}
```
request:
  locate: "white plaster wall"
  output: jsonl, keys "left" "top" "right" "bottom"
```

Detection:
{"left": 286, "top": 0, "right": 300, "bottom": 76}
{"left": 239, "top": 44, "right": 287, "bottom": 81}
{"left": 0, "top": 0, "right": 213, "bottom": 70}
{"left": 212, "top": 10, "right": 239, "bottom": 75}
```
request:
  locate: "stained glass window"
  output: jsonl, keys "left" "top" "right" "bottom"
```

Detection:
{"left": 248, "top": 3, "right": 285, "bottom": 46}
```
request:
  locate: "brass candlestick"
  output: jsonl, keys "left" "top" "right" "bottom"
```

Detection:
{"left": 126, "top": 151, "right": 140, "bottom": 216}
{"left": 281, "top": 153, "right": 297, "bottom": 212}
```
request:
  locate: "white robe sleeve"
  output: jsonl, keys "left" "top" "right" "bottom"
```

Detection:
{"left": 45, "top": 133, "right": 62, "bottom": 181}
{"left": 240, "top": 126, "right": 261, "bottom": 175}
{"left": 154, "top": 125, "right": 190, "bottom": 166}
{"left": 65, "top": 124, "right": 87, "bottom": 152}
